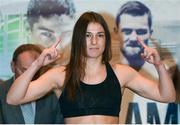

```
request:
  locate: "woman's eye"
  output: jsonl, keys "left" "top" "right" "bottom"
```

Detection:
{"left": 86, "top": 34, "right": 92, "bottom": 38}
{"left": 97, "top": 34, "right": 104, "bottom": 37}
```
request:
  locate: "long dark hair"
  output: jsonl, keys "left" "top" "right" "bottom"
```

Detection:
{"left": 64, "top": 11, "right": 112, "bottom": 100}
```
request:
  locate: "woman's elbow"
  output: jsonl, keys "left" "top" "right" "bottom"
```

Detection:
{"left": 6, "top": 96, "right": 21, "bottom": 105}
{"left": 169, "top": 92, "right": 176, "bottom": 102}
{"left": 161, "top": 93, "right": 176, "bottom": 103}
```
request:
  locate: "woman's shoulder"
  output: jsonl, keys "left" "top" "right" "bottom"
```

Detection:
{"left": 41, "top": 65, "right": 66, "bottom": 79}
{"left": 110, "top": 63, "right": 139, "bottom": 87}
{"left": 111, "top": 63, "right": 138, "bottom": 78}
{"left": 54, "top": 65, "right": 66, "bottom": 70}
{"left": 49, "top": 65, "right": 66, "bottom": 74}
{"left": 111, "top": 63, "right": 132, "bottom": 71}
{"left": 45, "top": 65, "right": 66, "bottom": 89}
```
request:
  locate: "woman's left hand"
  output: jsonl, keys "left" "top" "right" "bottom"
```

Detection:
{"left": 137, "top": 37, "right": 162, "bottom": 67}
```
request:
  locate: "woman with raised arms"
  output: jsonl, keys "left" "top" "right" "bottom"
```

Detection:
{"left": 7, "top": 11, "right": 175, "bottom": 124}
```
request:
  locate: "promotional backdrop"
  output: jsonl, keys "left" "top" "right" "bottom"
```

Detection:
{"left": 0, "top": 0, "right": 179, "bottom": 124}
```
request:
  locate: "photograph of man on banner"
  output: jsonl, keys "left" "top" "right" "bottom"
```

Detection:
{"left": 114, "top": 1, "right": 178, "bottom": 124}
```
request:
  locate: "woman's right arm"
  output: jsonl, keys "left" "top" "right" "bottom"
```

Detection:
{"left": 7, "top": 40, "right": 62, "bottom": 105}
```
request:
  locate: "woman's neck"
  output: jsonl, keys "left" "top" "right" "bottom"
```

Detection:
{"left": 86, "top": 58, "right": 103, "bottom": 72}
{"left": 84, "top": 60, "right": 106, "bottom": 84}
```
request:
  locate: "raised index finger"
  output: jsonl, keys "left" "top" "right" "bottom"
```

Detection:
{"left": 51, "top": 37, "right": 61, "bottom": 48}
{"left": 137, "top": 37, "right": 147, "bottom": 48}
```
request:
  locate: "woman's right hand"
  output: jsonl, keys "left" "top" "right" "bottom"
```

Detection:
{"left": 36, "top": 38, "right": 61, "bottom": 67}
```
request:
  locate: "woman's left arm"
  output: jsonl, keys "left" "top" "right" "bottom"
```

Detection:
{"left": 118, "top": 37, "right": 176, "bottom": 102}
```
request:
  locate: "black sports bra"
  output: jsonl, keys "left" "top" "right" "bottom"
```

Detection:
{"left": 59, "top": 63, "right": 121, "bottom": 118}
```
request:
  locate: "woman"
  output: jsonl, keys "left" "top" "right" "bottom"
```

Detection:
{"left": 7, "top": 11, "right": 175, "bottom": 124}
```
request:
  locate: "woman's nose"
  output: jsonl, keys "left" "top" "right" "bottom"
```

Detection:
{"left": 91, "top": 35, "right": 98, "bottom": 45}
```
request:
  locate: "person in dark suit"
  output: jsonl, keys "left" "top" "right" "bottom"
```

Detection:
{"left": 0, "top": 44, "right": 64, "bottom": 124}
{"left": 0, "top": 79, "right": 3, "bottom": 84}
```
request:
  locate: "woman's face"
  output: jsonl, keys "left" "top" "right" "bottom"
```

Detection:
{"left": 86, "top": 22, "right": 106, "bottom": 59}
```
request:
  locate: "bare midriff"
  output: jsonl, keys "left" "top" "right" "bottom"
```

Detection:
{"left": 65, "top": 115, "right": 119, "bottom": 124}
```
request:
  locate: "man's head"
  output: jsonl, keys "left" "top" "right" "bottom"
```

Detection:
{"left": 116, "top": 1, "right": 153, "bottom": 69}
{"left": 11, "top": 44, "right": 42, "bottom": 79}
{"left": 27, "top": 0, "right": 76, "bottom": 48}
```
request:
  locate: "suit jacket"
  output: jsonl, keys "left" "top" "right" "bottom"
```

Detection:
{"left": 0, "top": 77, "right": 64, "bottom": 124}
